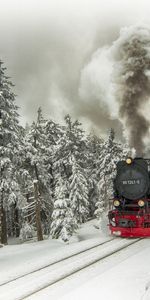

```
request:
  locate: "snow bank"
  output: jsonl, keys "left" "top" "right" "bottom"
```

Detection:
{"left": 0, "top": 219, "right": 108, "bottom": 284}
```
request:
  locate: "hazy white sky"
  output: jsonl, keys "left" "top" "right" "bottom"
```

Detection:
{"left": 0, "top": 0, "right": 150, "bottom": 136}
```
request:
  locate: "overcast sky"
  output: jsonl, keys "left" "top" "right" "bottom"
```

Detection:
{"left": 0, "top": 0, "right": 150, "bottom": 137}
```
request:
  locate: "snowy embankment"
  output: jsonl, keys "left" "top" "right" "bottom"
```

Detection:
{"left": 58, "top": 238, "right": 150, "bottom": 300}
{"left": 25, "top": 238, "right": 150, "bottom": 300}
{"left": 0, "top": 219, "right": 150, "bottom": 300}
{"left": 0, "top": 238, "right": 138, "bottom": 300}
{"left": 0, "top": 219, "right": 108, "bottom": 285}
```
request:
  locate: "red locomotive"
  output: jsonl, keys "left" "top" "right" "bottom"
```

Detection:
{"left": 108, "top": 157, "right": 150, "bottom": 237}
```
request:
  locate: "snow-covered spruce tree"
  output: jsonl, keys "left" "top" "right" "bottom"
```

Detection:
{"left": 11, "top": 125, "right": 36, "bottom": 238}
{"left": 69, "top": 157, "right": 89, "bottom": 224}
{"left": 24, "top": 107, "right": 53, "bottom": 238}
{"left": 51, "top": 176, "right": 77, "bottom": 242}
{"left": 86, "top": 134, "right": 104, "bottom": 218}
{"left": 95, "top": 128, "right": 125, "bottom": 220}
{"left": 51, "top": 115, "right": 89, "bottom": 239}
{"left": 0, "top": 61, "right": 25, "bottom": 243}
{"left": 55, "top": 115, "right": 88, "bottom": 186}
{"left": 45, "top": 119, "right": 65, "bottom": 202}
{"left": 53, "top": 114, "right": 88, "bottom": 180}
{"left": 45, "top": 119, "right": 64, "bottom": 146}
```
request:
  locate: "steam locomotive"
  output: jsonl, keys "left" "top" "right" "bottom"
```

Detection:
{"left": 108, "top": 157, "right": 150, "bottom": 237}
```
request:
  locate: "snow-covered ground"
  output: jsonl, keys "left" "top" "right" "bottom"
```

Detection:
{"left": 58, "top": 238, "right": 150, "bottom": 300}
{"left": 0, "top": 218, "right": 150, "bottom": 300}
{"left": 0, "top": 219, "right": 108, "bottom": 284}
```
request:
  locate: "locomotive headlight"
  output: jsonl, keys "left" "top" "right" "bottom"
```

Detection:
{"left": 138, "top": 200, "right": 145, "bottom": 207}
{"left": 113, "top": 200, "right": 120, "bottom": 207}
{"left": 126, "top": 158, "right": 132, "bottom": 164}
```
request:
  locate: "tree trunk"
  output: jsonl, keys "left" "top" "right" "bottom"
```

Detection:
{"left": 14, "top": 208, "right": 20, "bottom": 237}
{"left": 0, "top": 190, "right": 7, "bottom": 244}
{"left": 1, "top": 207, "right": 7, "bottom": 244}
{"left": 104, "top": 174, "right": 108, "bottom": 210}
{"left": 0, "top": 200, "right": 2, "bottom": 244}
{"left": 34, "top": 181, "right": 43, "bottom": 241}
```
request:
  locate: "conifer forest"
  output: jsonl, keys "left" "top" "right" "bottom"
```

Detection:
{"left": 0, "top": 61, "right": 129, "bottom": 244}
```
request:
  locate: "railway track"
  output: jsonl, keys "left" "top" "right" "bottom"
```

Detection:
{"left": 0, "top": 236, "right": 113, "bottom": 287}
{"left": 0, "top": 237, "right": 141, "bottom": 300}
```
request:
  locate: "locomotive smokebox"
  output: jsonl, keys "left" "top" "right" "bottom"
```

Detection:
{"left": 114, "top": 158, "right": 150, "bottom": 200}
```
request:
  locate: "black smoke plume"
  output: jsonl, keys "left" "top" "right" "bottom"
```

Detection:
{"left": 113, "top": 26, "right": 150, "bottom": 156}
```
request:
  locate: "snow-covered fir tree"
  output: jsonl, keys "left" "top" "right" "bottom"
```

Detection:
{"left": 23, "top": 107, "right": 53, "bottom": 235}
{"left": 45, "top": 119, "right": 65, "bottom": 200}
{"left": 51, "top": 176, "right": 77, "bottom": 242}
{"left": 69, "top": 157, "right": 89, "bottom": 224}
{"left": 51, "top": 115, "right": 89, "bottom": 239}
{"left": 87, "top": 134, "right": 104, "bottom": 217}
{"left": 45, "top": 119, "right": 64, "bottom": 146}
{"left": 53, "top": 114, "right": 87, "bottom": 181}
{"left": 95, "top": 128, "right": 126, "bottom": 220}
{"left": 0, "top": 61, "right": 25, "bottom": 243}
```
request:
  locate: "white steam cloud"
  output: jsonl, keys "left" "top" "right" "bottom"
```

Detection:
{"left": 79, "top": 24, "right": 150, "bottom": 155}
{"left": 79, "top": 47, "right": 118, "bottom": 119}
{"left": 1, "top": 0, "right": 150, "bottom": 146}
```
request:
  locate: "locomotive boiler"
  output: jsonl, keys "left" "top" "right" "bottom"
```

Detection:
{"left": 108, "top": 157, "right": 150, "bottom": 237}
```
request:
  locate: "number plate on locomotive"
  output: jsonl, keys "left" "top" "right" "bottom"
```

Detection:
{"left": 122, "top": 179, "right": 141, "bottom": 185}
